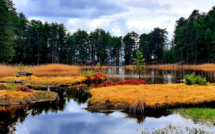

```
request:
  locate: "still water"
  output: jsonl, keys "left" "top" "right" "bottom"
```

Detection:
{"left": 104, "top": 67, "right": 215, "bottom": 84}
{"left": 1, "top": 68, "right": 215, "bottom": 134}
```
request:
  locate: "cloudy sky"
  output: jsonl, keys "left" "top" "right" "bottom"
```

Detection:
{"left": 13, "top": 0, "right": 215, "bottom": 39}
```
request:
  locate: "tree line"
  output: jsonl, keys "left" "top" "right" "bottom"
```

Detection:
{"left": 1, "top": 0, "right": 215, "bottom": 65}
{"left": 170, "top": 8, "right": 215, "bottom": 64}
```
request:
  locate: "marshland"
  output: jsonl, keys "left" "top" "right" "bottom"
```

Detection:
{"left": 2, "top": 0, "right": 215, "bottom": 134}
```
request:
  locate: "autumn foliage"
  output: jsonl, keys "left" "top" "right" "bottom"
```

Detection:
{"left": 70, "top": 74, "right": 82, "bottom": 77}
{"left": 18, "top": 86, "right": 33, "bottom": 92}
{"left": 86, "top": 72, "right": 107, "bottom": 81}
{"left": 92, "top": 79, "right": 147, "bottom": 88}
{"left": 116, "top": 79, "right": 147, "bottom": 85}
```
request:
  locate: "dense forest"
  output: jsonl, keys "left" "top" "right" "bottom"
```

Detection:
{"left": 0, "top": 0, "right": 215, "bottom": 65}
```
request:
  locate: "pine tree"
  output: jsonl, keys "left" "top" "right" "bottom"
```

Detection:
{"left": 133, "top": 50, "right": 145, "bottom": 79}
{"left": 123, "top": 32, "right": 138, "bottom": 65}
{"left": 204, "top": 28, "right": 212, "bottom": 63}
{"left": 0, "top": 0, "right": 17, "bottom": 62}
{"left": 13, "top": 13, "right": 28, "bottom": 63}
{"left": 73, "top": 29, "right": 89, "bottom": 65}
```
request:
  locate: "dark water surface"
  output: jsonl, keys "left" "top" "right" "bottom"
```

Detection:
{"left": 1, "top": 68, "right": 215, "bottom": 134}
{"left": 104, "top": 67, "right": 215, "bottom": 84}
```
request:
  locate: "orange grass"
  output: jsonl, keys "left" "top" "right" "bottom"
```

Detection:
{"left": 1, "top": 76, "right": 87, "bottom": 86}
{"left": 0, "top": 65, "right": 17, "bottom": 77}
{"left": 25, "top": 64, "right": 80, "bottom": 76}
{"left": 0, "top": 64, "right": 81, "bottom": 77}
{"left": 0, "top": 90, "right": 57, "bottom": 105}
{"left": 89, "top": 84, "right": 215, "bottom": 112}
{"left": 0, "top": 83, "right": 7, "bottom": 89}
{"left": 126, "top": 64, "right": 215, "bottom": 71}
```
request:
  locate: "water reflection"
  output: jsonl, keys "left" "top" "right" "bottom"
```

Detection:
{"left": 1, "top": 67, "right": 215, "bottom": 133}
{"left": 0, "top": 86, "right": 91, "bottom": 134}
{"left": 0, "top": 86, "right": 215, "bottom": 134}
{"left": 103, "top": 68, "right": 215, "bottom": 84}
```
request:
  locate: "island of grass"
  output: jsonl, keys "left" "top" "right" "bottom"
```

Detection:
{"left": 1, "top": 76, "right": 87, "bottom": 88}
{"left": 0, "top": 89, "right": 57, "bottom": 105}
{"left": 88, "top": 84, "right": 215, "bottom": 113}
{"left": 0, "top": 72, "right": 107, "bottom": 88}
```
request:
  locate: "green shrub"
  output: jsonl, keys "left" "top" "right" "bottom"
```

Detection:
{"left": 18, "top": 62, "right": 24, "bottom": 72}
{"left": 184, "top": 73, "right": 208, "bottom": 86}
{"left": 83, "top": 70, "right": 95, "bottom": 76}
{"left": 195, "top": 75, "right": 207, "bottom": 85}
{"left": 7, "top": 78, "right": 17, "bottom": 90}
{"left": 184, "top": 73, "right": 196, "bottom": 85}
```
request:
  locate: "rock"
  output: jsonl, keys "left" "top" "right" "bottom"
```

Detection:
{"left": 15, "top": 79, "right": 23, "bottom": 83}
{"left": 17, "top": 71, "right": 33, "bottom": 77}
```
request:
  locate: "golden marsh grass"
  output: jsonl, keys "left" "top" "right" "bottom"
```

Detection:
{"left": 89, "top": 84, "right": 215, "bottom": 112}
{"left": 0, "top": 64, "right": 81, "bottom": 77}
{"left": 0, "top": 90, "right": 57, "bottom": 105}
{"left": 1, "top": 76, "right": 87, "bottom": 86}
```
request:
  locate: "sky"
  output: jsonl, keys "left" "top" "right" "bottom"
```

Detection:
{"left": 13, "top": 0, "right": 215, "bottom": 40}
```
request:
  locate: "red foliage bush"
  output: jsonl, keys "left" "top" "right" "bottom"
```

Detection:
{"left": 70, "top": 74, "right": 81, "bottom": 77}
{"left": 92, "top": 79, "right": 147, "bottom": 88}
{"left": 92, "top": 81, "right": 115, "bottom": 88}
{"left": 93, "top": 72, "right": 107, "bottom": 81}
{"left": 102, "top": 81, "right": 116, "bottom": 87}
{"left": 18, "top": 86, "right": 33, "bottom": 92}
{"left": 86, "top": 72, "right": 107, "bottom": 81}
{"left": 116, "top": 79, "right": 147, "bottom": 85}
{"left": 86, "top": 75, "right": 93, "bottom": 81}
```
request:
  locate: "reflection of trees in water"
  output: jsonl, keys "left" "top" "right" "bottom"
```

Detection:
{"left": 0, "top": 107, "right": 29, "bottom": 134}
{"left": 146, "top": 69, "right": 215, "bottom": 84}
{"left": 51, "top": 86, "right": 91, "bottom": 105}
{"left": 0, "top": 86, "right": 91, "bottom": 134}
{"left": 107, "top": 68, "right": 215, "bottom": 84}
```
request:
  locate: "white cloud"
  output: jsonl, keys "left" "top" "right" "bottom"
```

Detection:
{"left": 13, "top": 0, "right": 215, "bottom": 40}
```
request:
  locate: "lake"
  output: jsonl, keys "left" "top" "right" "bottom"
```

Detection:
{"left": 1, "top": 68, "right": 215, "bottom": 134}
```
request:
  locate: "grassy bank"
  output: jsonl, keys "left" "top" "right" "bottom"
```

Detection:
{"left": 1, "top": 76, "right": 87, "bottom": 87}
{"left": 88, "top": 84, "right": 215, "bottom": 113}
{"left": 0, "top": 90, "right": 57, "bottom": 105}
{"left": 126, "top": 64, "right": 215, "bottom": 71}
{"left": 173, "top": 108, "right": 215, "bottom": 123}
{"left": 0, "top": 64, "right": 80, "bottom": 77}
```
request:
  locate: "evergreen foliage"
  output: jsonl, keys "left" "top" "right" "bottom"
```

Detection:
{"left": 18, "top": 62, "right": 24, "bottom": 72}
{"left": 184, "top": 73, "right": 208, "bottom": 86}
{"left": 133, "top": 50, "right": 145, "bottom": 79}
{"left": 1, "top": 1, "right": 215, "bottom": 65}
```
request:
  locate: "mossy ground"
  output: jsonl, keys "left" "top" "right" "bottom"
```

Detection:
{"left": 173, "top": 108, "right": 215, "bottom": 123}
